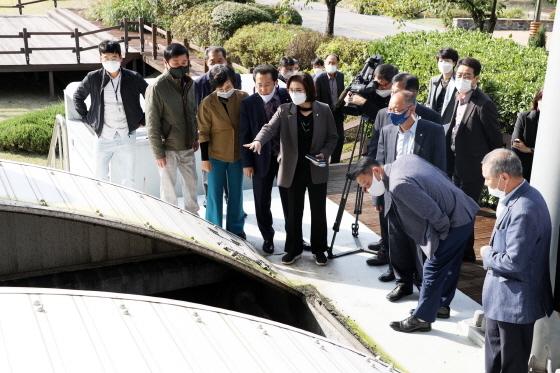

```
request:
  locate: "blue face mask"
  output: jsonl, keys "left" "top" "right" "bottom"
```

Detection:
{"left": 387, "top": 105, "right": 412, "bottom": 126}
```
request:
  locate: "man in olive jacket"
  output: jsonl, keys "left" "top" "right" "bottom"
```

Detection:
{"left": 146, "top": 43, "right": 199, "bottom": 214}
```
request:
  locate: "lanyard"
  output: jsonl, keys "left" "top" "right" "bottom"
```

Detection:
{"left": 110, "top": 76, "right": 120, "bottom": 102}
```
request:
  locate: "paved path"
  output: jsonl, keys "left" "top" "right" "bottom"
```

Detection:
{"left": 257, "top": 0, "right": 437, "bottom": 40}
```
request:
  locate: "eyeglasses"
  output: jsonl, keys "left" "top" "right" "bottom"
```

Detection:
{"left": 456, "top": 73, "right": 474, "bottom": 79}
{"left": 101, "top": 56, "right": 121, "bottom": 62}
{"left": 387, "top": 105, "right": 412, "bottom": 114}
{"left": 377, "top": 81, "right": 391, "bottom": 89}
{"left": 288, "top": 89, "right": 305, "bottom": 94}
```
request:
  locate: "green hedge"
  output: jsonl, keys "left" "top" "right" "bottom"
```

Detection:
{"left": 224, "top": 23, "right": 310, "bottom": 67}
{"left": 212, "top": 2, "right": 273, "bottom": 36}
{"left": 0, "top": 102, "right": 64, "bottom": 154}
{"left": 286, "top": 31, "right": 332, "bottom": 70}
{"left": 172, "top": 2, "right": 228, "bottom": 48}
{"left": 315, "top": 37, "right": 372, "bottom": 84}
{"left": 86, "top": 0, "right": 159, "bottom": 30}
{"left": 251, "top": 3, "right": 303, "bottom": 25}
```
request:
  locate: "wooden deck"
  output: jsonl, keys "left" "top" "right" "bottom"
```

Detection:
{"left": 326, "top": 163, "right": 494, "bottom": 305}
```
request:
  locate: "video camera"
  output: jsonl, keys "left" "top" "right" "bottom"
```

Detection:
{"left": 334, "top": 54, "right": 383, "bottom": 117}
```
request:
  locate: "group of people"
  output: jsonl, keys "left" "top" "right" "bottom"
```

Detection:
{"left": 74, "top": 39, "right": 556, "bottom": 372}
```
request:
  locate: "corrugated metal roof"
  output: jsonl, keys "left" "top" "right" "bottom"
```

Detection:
{"left": 0, "top": 287, "right": 392, "bottom": 373}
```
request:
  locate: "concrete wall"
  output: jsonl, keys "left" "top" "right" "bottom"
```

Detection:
{"left": 453, "top": 18, "right": 554, "bottom": 31}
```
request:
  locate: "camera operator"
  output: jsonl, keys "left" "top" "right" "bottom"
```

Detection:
{"left": 344, "top": 63, "right": 398, "bottom": 123}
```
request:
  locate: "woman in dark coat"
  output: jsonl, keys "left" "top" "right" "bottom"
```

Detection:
{"left": 512, "top": 86, "right": 543, "bottom": 182}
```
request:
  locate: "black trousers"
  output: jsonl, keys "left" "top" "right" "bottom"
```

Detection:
{"left": 485, "top": 317, "right": 535, "bottom": 373}
{"left": 377, "top": 210, "right": 393, "bottom": 271}
{"left": 387, "top": 207, "right": 423, "bottom": 285}
{"left": 285, "top": 163, "right": 328, "bottom": 255}
{"left": 329, "top": 111, "right": 345, "bottom": 164}
{"left": 252, "top": 155, "right": 289, "bottom": 242}
{"left": 452, "top": 172, "right": 483, "bottom": 256}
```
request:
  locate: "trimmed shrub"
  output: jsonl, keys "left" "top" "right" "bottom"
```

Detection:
{"left": 251, "top": 3, "right": 303, "bottom": 25}
{"left": 225, "top": 23, "right": 309, "bottom": 68}
{"left": 549, "top": 10, "right": 555, "bottom": 20}
{"left": 286, "top": 31, "right": 332, "bottom": 70}
{"left": 499, "top": 6, "right": 526, "bottom": 19}
{"left": 86, "top": 0, "right": 158, "bottom": 30}
{"left": 212, "top": 2, "right": 273, "bottom": 36}
{"left": 0, "top": 102, "right": 64, "bottom": 154}
{"left": 528, "top": 23, "right": 547, "bottom": 48}
{"left": 315, "top": 37, "right": 372, "bottom": 84}
{"left": 172, "top": 2, "right": 228, "bottom": 48}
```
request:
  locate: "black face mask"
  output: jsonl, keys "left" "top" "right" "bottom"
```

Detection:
{"left": 168, "top": 65, "right": 185, "bottom": 79}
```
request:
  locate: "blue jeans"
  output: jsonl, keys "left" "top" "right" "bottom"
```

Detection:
{"left": 93, "top": 131, "right": 136, "bottom": 189}
{"left": 205, "top": 157, "right": 244, "bottom": 234}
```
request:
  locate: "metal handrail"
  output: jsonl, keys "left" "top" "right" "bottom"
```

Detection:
{"left": 46, "top": 114, "right": 70, "bottom": 171}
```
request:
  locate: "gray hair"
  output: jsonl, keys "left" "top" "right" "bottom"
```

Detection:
{"left": 392, "top": 90, "right": 416, "bottom": 107}
{"left": 349, "top": 157, "right": 381, "bottom": 180}
{"left": 482, "top": 149, "right": 523, "bottom": 178}
{"left": 204, "top": 46, "right": 226, "bottom": 60}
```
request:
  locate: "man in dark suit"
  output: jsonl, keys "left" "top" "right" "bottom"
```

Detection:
{"left": 365, "top": 73, "right": 441, "bottom": 274}
{"left": 314, "top": 53, "right": 345, "bottom": 163}
{"left": 239, "top": 65, "right": 291, "bottom": 254}
{"left": 277, "top": 56, "right": 296, "bottom": 84}
{"left": 446, "top": 57, "right": 503, "bottom": 262}
{"left": 373, "top": 90, "right": 446, "bottom": 302}
{"left": 426, "top": 47, "right": 459, "bottom": 127}
{"left": 351, "top": 154, "right": 479, "bottom": 332}
{"left": 480, "top": 149, "right": 554, "bottom": 373}
{"left": 195, "top": 46, "right": 242, "bottom": 107}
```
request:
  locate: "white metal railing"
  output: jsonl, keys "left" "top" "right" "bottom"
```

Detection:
{"left": 46, "top": 114, "right": 70, "bottom": 171}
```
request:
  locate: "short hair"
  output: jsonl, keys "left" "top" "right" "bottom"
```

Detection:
{"left": 311, "top": 57, "right": 324, "bottom": 67}
{"left": 253, "top": 65, "right": 279, "bottom": 82}
{"left": 279, "top": 56, "right": 295, "bottom": 68}
{"left": 392, "top": 90, "right": 416, "bottom": 107}
{"left": 287, "top": 72, "right": 316, "bottom": 102}
{"left": 349, "top": 156, "right": 381, "bottom": 180}
{"left": 209, "top": 65, "right": 236, "bottom": 90}
{"left": 482, "top": 149, "right": 523, "bottom": 178}
{"left": 436, "top": 47, "right": 459, "bottom": 63}
{"left": 204, "top": 46, "right": 227, "bottom": 60}
{"left": 374, "top": 64, "right": 399, "bottom": 82}
{"left": 457, "top": 57, "right": 481, "bottom": 76}
{"left": 531, "top": 86, "right": 544, "bottom": 111}
{"left": 392, "top": 73, "right": 419, "bottom": 94}
{"left": 99, "top": 40, "right": 121, "bottom": 56}
{"left": 324, "top": 53, "right": 340, "bottom": 62}
{"left": 164, "top": 43, "right": 189, "bottom": 61}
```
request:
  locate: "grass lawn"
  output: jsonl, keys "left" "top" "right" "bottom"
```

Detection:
{"left": 0, "top": 150, "right": 48, "bottom": 167}
{"left": 0, "top": 0, "right": 87, "bottom": 15}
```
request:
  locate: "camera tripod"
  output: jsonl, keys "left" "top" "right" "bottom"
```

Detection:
{"left": 327, "top": 114, "right": 379, "bottom": 259}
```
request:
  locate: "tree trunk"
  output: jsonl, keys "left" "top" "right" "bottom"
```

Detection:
{"left": 326, "top": 1, "right": 336, "bottom": 35}
{"left": 485, "top": 0, "right": 499, "bottom": 33}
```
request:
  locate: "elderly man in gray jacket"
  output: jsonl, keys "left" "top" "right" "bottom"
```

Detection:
{"left": 351, "top": 154, "right": 479, "bottom": 332}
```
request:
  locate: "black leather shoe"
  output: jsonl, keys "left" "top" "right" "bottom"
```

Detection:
{"left": 386, "top": 284, "right": 413, "bottom": 302}
{"left": 236, "top": 232, "right": 247, "bottom": 240}
{"left": 410, "top": 306, "right": 450, "bottom": 319}
{"left": 262, "top": 240, "right": 274, "bottom": 254}
{"left": 378, "top": 268, "right": 395, "bottom": 282}
{"left": 390, "top": 316, "right": 431, "bottom": 333}
{"left": 367, "top": 240, "right": 383, "bottom": 252}
{"left": 366, "top": 251, "right": 388, "bottom": 266}
{"left": 302, "top": 240, "right": 311, "bottom": 251}
{"left": 463, "top": 248, "right": 476, "bottom": 262}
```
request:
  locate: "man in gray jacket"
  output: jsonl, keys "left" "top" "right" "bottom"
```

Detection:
{"left": 146, "top": 43, "right": 199, "bottom": 214}
{"left": 351, "top": 154, "right": 479, "bottom": 332}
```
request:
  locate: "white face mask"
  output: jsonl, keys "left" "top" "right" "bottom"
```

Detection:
{"left": 325, "top": 64, "right": 337, "bottom": 74}
{"left": 290, "top": 92, "right": 307, "bottom": 105}
{"left": 438, "top": 61, "right": 454, "bottom": 74}
{"left": 488, "top": 177, "right": 506, "bottom": 199}
{"left": 282, "top": 71, "right": 294, "bottom": 80}
{"left": 259, "top": 89, "right": 275, "bottom": 103}
{"left": 217, "top": 88, "right": 235, "bottom": 99}
{"left": 376, "top": 89, "right": 391, "bottom": 98}
{"left": 456, "top": 78, "right": 474, "bottom": 94}
{"left": 209, "top": 63, "right": 226, "bottom": 70}
{"left": 367, "top": 174, "right": 385, "bottom": 196}
{"left": 102, "top": 61, "right": 121, "bottom": 74}
{"left": 313, "top": 68, "right": 324, "bottom": 76}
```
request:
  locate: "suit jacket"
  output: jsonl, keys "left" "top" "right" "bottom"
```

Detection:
{"left": 482, "top": 181, "right": 554, "bottom": 323}
{"left": 255, "top": 101, "right": 338, "bottom": 188}
{"left": 198, "top": 90, "right": 249, "bottom": 163}
{"left": 239, "top": 88, "right": 291, "bottom": 177}
{"left": 384, "top": 154, "right": 479, "bottom": 260}
{"left": 445, "top": 87, "right": 503, "bottom": 183}
{"left": 511, "top": 110, "right": 539, "bottom": 182}
{"left": 314, "top": 71, "right": 345, "bottom": 110}
{"left": 426, "top": 74, "right": 458, "bottom": 125}
{"left": 195, "top": 71, "right": 242, "bottom": 107}
{"left": 373, "top": 118, "right": 446, "bottom": 208}
{"left": 367, "top": 104, "right": 441, "bottom": 158}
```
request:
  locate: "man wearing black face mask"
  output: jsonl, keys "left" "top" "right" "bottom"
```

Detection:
{"left": 146, "top": 43, "right": 200, "bottom": 214}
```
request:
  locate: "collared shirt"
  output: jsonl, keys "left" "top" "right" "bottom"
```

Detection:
{"left": 451, "top": 89, "right": 474, "bottom": 152}
{"left": 328, "top": 74, "right": 338, "bottom": 108}
{"left": 496, "top": 180, "right": 526, "bottom": 218}
{"left": 102, "top": 71, "right": 129, "bottom": 140}
{"left": 396, "top": 117, "right": 418, "bottom": 159}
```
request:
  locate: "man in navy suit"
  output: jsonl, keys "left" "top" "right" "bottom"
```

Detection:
{"left": 480, "top": 149, "right": 554, "bottom": 373}
{"left": 239, "top": 65, "right": 291, "bottom": 254}
{"left": 351, "top": 154, "right": 479, "bottom": 332}
{"left": 195, "top": 46, "right": 242, "bottom": 107}
{"left": 373, "top": 90, "right": 446, "bottom": 303}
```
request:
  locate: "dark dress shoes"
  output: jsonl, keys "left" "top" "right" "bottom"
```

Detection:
{"left": 366, "top": 251, "right": 388, "bottom": 266}
{"left": 386, "top": 283, "right": 413, "bottom": 302}
{"left": 378, "top": 268, "right": 395, "bottom": 282}
{"left": 236, "top": 232, "right": 247, "bottom": 240}
{"left": 262, "top": 240, "right": 274, "bottom": 254}
{"left": 390, "top": 316, "right": 431, "bottom": 333}
{"left": 367, "top": 240, "right": 383, "bottom": 252}
{"left": 409, "top": 306, "right": 450, "bottom": 319}
{"left": 281, "top": 253, "right": 302, "bottom": 265}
